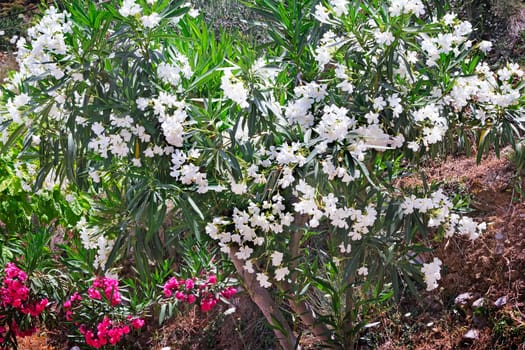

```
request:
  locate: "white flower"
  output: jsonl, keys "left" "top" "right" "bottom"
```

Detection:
{"left": 330, "top": 0, "right": 349, "bottom": 16}
{"left": 357, "top": 266, "right": 368, "bottom": 276}
{"left": 401, "top": 194, "right": 417, "bottom": 214}
{"left": 421, "top": 257, "right": 442, "bottom": 291}
{"left": 270, "top": 251, "right": 284, "bottom": 267}
{"left": 388, "top": 0, "right": 425, "bottom": 17}
{"left": 314, "top": 4, "right": 331, "bottom": 23}
{"left": 88, "top": 169, "right": 101, "bottom": 183}
{"left": 221, "top": 69, "right": 249, "bottom": 108}
{"left": 274, "top": 267, "right": 290, "bottom": 281}
{"left": 243, "top": 260, "right": 255, "bottom": 273}
{"left": 387, "top": 94, "right": 403, "bottom": 117}
{"left": 140, "top": 12, "right": 161, "bottom": 28}
{"left": 315, "top": 104, "right": 354, "bottom": 142}
{"left": 136, "top": 97, "right": 149, "bottom": 110}
{"left": 230, "top": 180, "right": 248, "bottom": 195}
{"left": 373, "top": 96, "right": 387, "bottom": 111}
{"left": 256, "top": 273, "right": 272, "bottom": 288}
{"left": 235, "top": 246, "right": 253, "bottom": 260}
{"left": 119, "top": 0, "right": 142, "bottom": 17}
{"left": 374, "top": 30, "right": 395, "bottom": 45}
{"left": 443, "top": 13, "right": 457, "bottom": 26}
{"left": 457, "top": 217, "right": 485, "bottom": 240}
{"left": 479, "top": 40, "right": 492, "bottom": 54}
{"left": 188, "top": 8, "right": 200, "bottom": 17}
{"left": 454, "top": 21, "right": 472, "bottom": 37}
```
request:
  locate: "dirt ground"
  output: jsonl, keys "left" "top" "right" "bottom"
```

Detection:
{"left": 0, "top": 51, "right": 17, "bottom": 82}
{"left": 382, "top": 152, "right": 525, "bottom": 350}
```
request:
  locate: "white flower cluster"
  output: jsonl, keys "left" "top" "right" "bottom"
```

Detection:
{"left": 447, "top": 215, "right": 486, "bottom": 240}
{"left": 157, "top": 55, "right": 193, "bottom": 88}
{"left": 119, "top": 0, "right": 166, "bottom": 29}
{"left": 315, "top": 105, "right": 354, "bottom": 143}
{"left": 285, "top": 81, "right": 327, "bottom": 129}
{"left": 321, "top": 156, "right": 360, "bottom": 183}
{"left": 76, "top": 217, "right": 115, "bottom": 270}
{"left": 401, "top": 189, "right": 486, "bottom": 240}
{"left": 169, "top": 149, "right": 209, "bottom": 193}
{"left": 16, "top": 7, "right": 72, "bottom": 80}
{"left": 220, "top": 60, "right": 281, "bottom": 110}
{"left": 1, "top": 7, "right": 71, "bottom": 132}
{"left": 314, "top": 0, "right": 350, "bottom": 24}
{"left": 418, "top": 19, "right": 473, "bottom": 67}
{"left": 447, "top": 63, "right": 523, "bottom": 113}
{"left": 293, "top": 180, "right": 377, "bottom": 240}
{"left": 388, "top": 0, "right": 425, "bottom": 17}
{"left": 401, "top": 189, "right": 453, "bottom": 227}
{"left": 314, "top": 31, "right": 345, "bottom": 69}
{"left": 411, "top": 103, "right": 447, "bottom": 147}
{"left": 206, "top": 195, "right": 294, "bottom": 288}
{"left": 221, "top": 69, "right": 249, "bottom": 108}
{"left": 421, "top": 257, "right": 442, "bottom": 291}
{"left": 284, "top": 85, "right": 405, "bottom": 160}
{"left": 305, "top": 3, "right": 525, "bottom": 157}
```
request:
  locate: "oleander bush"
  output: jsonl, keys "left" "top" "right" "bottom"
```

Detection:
{"left": 0, "top": 0, "right": 525, "bottom": 349}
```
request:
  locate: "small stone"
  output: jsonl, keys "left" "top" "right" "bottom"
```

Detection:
{"left": 494, "top": 232, "right": 505, "bottom": 240}
{"left": 472, "top": 297, "right": 485, "bottom": 308}
{"left": 463, "top": 329, "right": 479, "bottom": 340}
{"left": 70, "top": 347, "right": 81, "bottom": 350}
{"left": 455, "top": 292, "right": 473, "bottom": 305}
{"left": 494, "top": 295, "right": 508, "bottom": 308}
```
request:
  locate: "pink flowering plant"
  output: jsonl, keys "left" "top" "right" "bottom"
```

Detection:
{"left": 162, "top": 272, "right": 237, "bottom": 315}
{"left": 62, "top": 276, "right": 145, "bottom": 349}
{"left": 0, "top": 263, "right": 48, "bottom": 349}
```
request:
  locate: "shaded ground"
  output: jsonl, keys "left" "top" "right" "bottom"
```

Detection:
{"left": 0, "top": 51, "right": 17, "bottom": 82}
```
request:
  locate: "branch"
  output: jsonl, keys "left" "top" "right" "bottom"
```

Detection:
{"left": 229, "top": 246, "right": 298, "bottom": 350}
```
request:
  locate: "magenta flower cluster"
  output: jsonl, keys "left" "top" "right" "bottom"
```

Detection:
{"left": 0, "top": 263, "right": 48, "bottom": 343}
{"left": 0, "top": 262, "right": 48, "bottom": 345}
{"left": 163, "top": 273, "right": 237, "bottom": 312}
{"left": 64, "top": 277, "right": 145, "bottom": 349}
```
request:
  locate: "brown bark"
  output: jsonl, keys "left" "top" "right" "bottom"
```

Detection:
{"left": 280, "top": 281, "right": 332, "bottom": 346}
{"left": 283, "top": 213, "right": 332, "bottom": 346}
{"left": 230, "top": 246, "right": 298, "bottom": 350}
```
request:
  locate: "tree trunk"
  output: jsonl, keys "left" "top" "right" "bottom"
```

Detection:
{"left": 230, "top": 246, "right": 298, "bottom": 350}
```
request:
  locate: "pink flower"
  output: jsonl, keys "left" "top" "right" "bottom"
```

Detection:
{"left": 175, "top": 291, "right": 186, "bottom": 301}
{"left": 88, "top": 287, "right": 101, "bottom": 300}
{"left": 207, "top": 275, "right": 217, "bottom": 285}
{"left": 187, "top": 294, "right": 196, "bottom": 304}
{"left": 185, "top": 278, "right": 194, "bottom": 290}
{"left": 200, "top": 297, "right": 218, "bottom": 312}
{"left": 130, "top": 318, "right": 145, "bottom": 329}
{"left": 220, "top": 287, "right": 237, "bottom": 299}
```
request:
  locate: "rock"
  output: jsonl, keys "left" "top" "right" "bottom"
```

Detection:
{"left": 463, "top": 329, "right": 479, "bottom": 341}
{"left": 494, "top": 295, "right": 508, "bottom": 308}
{"left": 472, "top": 297, "right": 486, "bottom": 308}
{"left": 455, "top": 292, "right": 474, "bottom": 305}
